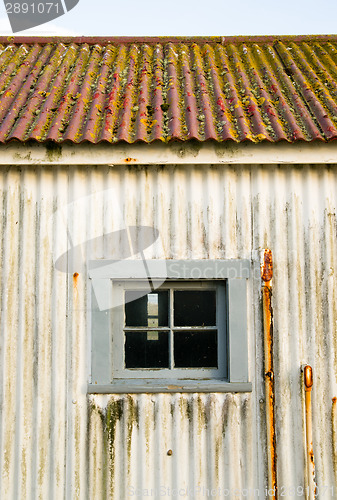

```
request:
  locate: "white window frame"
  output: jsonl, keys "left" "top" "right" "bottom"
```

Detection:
{"left": 88, "top": 259, "right": 252, "bottom": 393}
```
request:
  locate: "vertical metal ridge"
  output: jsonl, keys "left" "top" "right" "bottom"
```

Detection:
{"left": 271, "top": 44, "right": 321, "bottom": 141}
{"left": 321, "top": 42, "right": 337, "bottom": 73}
{"left": 180, "top": 44, "right": 199, "bottom": 140}
{"left": 40, "top": 44, "right": 83, "bottom": 142}
{"left": 100, "top": 45, "right": 127, "bottom": 142}
{"left": 31, "top": 44, "right": 79, "bottom": 140}
{"left": 0, "top": 168, "right": 17, "bottom": 500}
{"left": 9, "top": 45, "right": 68, "bottom": 141}
{"left": 290, "top": 43, "right": 337, "bottom": 120}
{"left": 48, "top": 45, "right": 90, "bottom": 141}
{"left": 252, "top": 44, "right": 306, "bottom": 141}
{"left": 192, "top": 44, "right": 218, "bottom": 141}
{"left": 318, "top": 169, "right": 336, "bottom": 486}
{"left": 226, "top": 44, "right": 268, "bottom": 142}
{"left": 240, "top": 394, "right": 255, "bottom": 489}
{"left": 13, "top": 169, "right": 23, "bottom": 498}
{"left": 286, "top": 168, "right": 306, "bottom": 488}
{"left": 149, "top": 44, "right": 165, "bottom": 142}
{"left": 0, "top": 45, "right": 53, "bottom": 142}
{"left": 226, "top": 394, "right": 237, "bottom": 491}
{"left": 50, "top": 167, "right": 68, "bottom": 499}
{"left": 0, "top": 44, "right": 29, "bottom": 93}
{"left": 88, "top": 399, "right": 103, "bottom": 498}
{"left": 243, "top": 45, "right": 287, "bottom": 141}
{"left": 0, "top": 44, "right": 16, "bottom": 74}
{"left": 217, "top": 45, "right": 250, "bottom": 142}
{"left": 63, "top": 44, "right": 103, "bottom": 142}
{"left": 202, "top": 44, "right": 223, "bottom": 140}
{"left": 70, "top": 167, "right": 89, "bottom": 499}
{"left": 34, "top": 167, "right": 52, "bottom": 497}
{"left": 14, "top": 168, "right": 37, "bottom": 499}
{"left": 207, "top": 166, "right": 219, "bottom": 260}
{"left": 151, "top": 167, "right": 161, "bottom": 259}
{"left": 164, "top": 43, "right": 182, "bottom": 140}
{"left": 235, "top": 165, "right": 251, "bottom": 257}
{"left": 133, "top": 44, "right": 152, "bottom": 142}
{"left": 116, "top": 44, "right": 139, "bottom": 143}
{"left": 0, "top": 168, "right": 6, "bottom": 499}
{"left": 0, "top": 45, "right": 40, "bottom": 125}
{"left": 188, "top": 166, "right": 203, "bottom": 258}
{"left": 313, "top": 167, "right": 337, "bottom": 486}
{"left": 204, "top": 44, "right": 234, "bottom": 141}
{"left": 275, "top": 42, "right": 337, "bottom": 140}
{"left": 224, "top": 165, "right": 237, "bottom": 257}
{"left": 82, "top": 44, "right": 116, "bottom": 143}
{"left": 304, "top": 43, "right": 337, "bottom": 99}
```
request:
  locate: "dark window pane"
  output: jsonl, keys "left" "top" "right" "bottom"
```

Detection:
{"left": 174, "top": 330, "right": 218, "bottom": 368}
{"left": 174, "top": 291, "right": 216, "bottom": 326}
{"left": 125, "top": 331, "right": 169, "bottom": 368}
{"left": 125, "top": 291, "right": 169, "bottom": 327}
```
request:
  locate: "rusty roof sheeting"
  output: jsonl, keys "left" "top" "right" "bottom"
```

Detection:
{"left": 1, "top": 36, "right": 337, "bottom": 144}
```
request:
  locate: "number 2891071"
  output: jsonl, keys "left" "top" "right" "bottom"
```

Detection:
{"left": 5, "top": 2, "right": 60, "bottom": 14}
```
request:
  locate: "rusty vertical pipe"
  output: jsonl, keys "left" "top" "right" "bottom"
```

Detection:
{"left": 332, "top": 397, "right": 337, "bottom": 490}
{"left": 261, "top": 249, "right": 278, "bottom": 499}
{"left": 303, "top": 365, "right": 316, "bottom": 500}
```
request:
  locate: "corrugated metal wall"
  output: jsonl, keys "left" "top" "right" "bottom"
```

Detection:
{"left": 0, "top": 163, "right": 337, "bottom": 498}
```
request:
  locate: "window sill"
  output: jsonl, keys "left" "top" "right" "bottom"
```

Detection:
{"left": 87, "top": 380, "right": 252, "bottom": 394}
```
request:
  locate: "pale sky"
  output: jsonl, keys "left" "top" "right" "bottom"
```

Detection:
{"left": 0, "top": 0, "right": 336, "bottom": 36}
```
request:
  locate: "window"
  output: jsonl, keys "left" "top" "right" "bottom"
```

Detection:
{"left": 118, "top": 281, "right": 226, "bottom": 378}
{"left": 88, "top": 260, "right": 251, "bottom": 393}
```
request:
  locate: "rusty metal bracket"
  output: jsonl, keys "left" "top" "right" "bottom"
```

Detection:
{"left": 261, "top": 249, "right": 278, "bottom": 499}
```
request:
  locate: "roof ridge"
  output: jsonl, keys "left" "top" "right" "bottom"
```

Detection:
{"left": 1, "top": 34, "right": 337, "bottom": 46}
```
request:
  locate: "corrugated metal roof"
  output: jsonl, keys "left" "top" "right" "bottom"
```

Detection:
{"left": 1, "top": 35, "right": 337, "bottom": 144}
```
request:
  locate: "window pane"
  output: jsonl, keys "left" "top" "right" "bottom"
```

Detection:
{"left": 174, "top": 330, "right": 218, "bottom": 368}
{"left": 125, "top": 331, "right": 169, "bottom": 368}
{"left": 174, "top": 290, "right": 216, "bottom": 326}
{"left": 125, "top": 290, "right": 169, "bottom": 327}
